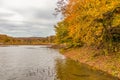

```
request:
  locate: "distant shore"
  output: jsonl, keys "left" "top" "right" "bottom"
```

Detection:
{"left": 0, "top": 43, "right": 52, "bottom": 46}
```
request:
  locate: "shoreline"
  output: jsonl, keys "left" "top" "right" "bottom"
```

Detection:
{"left": 62, "top": 47, "right": 120, "bottom": 79}
{"left": 0, "top": 43, "right": 52, "bottom": 46}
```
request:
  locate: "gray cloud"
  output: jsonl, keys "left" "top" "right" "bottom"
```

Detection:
{"left": 0, "top": 19, "right": 56, "bottom": 37}
{"left": 0, "top": 13, "right": 14, "bottom": 17}
{"left": 0, "top": 0, "right": 60, "bottom": 37}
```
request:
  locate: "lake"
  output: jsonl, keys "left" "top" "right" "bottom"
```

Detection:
{"left": 0, "top": 46, "right": 119, "bottom": 80}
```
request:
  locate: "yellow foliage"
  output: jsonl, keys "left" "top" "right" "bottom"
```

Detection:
{"left": 55, "top": 0, "right": 120, "bottom": 48}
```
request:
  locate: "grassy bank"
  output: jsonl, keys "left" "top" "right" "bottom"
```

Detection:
{"left": 63, "top": 47, "right": 120, "bottom": 79}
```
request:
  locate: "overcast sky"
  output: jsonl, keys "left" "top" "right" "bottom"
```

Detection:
{"left": 0, "top": 0, "right": 60, "bottom": 37}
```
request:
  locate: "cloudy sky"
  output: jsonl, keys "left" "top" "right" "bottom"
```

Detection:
{"left": 0, "top": 0, "right": 60, "bottom": 37}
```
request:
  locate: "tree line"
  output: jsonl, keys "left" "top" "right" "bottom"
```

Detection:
{"left": 0, "top": 34, "right": 55, "bottom": 45}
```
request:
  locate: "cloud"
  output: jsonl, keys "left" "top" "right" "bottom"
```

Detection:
{"left": 0, "top": 18, "right": 56, "bottom": 37}
{"left": 0, "top": 0, "right": 60, "bottom": 37}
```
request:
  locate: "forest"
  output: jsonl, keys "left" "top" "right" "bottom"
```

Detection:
{"left": 0, "top": 34, "right": 55, "bottom": 45}
{"left": 55, "top": 0, "right": 120, "bottom": 54}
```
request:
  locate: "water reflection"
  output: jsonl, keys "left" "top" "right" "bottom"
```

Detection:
{"left": 0, "top": 46, "right": 119, "bottom": 80}
{"left": 55, "top": 59, "right": 119, "bottom": 80}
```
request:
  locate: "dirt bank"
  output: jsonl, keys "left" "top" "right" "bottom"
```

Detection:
{"left": 63, "top": 47, "right": 120, "bottom": 79}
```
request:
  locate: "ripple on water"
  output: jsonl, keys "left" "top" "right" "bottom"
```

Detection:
{"left": 0, "top": 46, "right": 119, "bottom": 80}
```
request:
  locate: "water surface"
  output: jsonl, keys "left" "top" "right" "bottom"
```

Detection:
{"left": 0, "top": 46, "right": 119, "bottom": 80}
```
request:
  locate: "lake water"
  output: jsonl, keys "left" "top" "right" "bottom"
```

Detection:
{"left": 0, "top": 46, "right": 119, "bottom": 80}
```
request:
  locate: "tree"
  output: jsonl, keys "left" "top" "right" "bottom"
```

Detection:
{"left": 55, "top": 0, "right": 120, "bottom": 52}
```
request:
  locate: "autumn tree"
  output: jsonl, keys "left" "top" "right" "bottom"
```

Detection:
{"left": 55, "top": 0, "right": 120, "bottom": 52}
